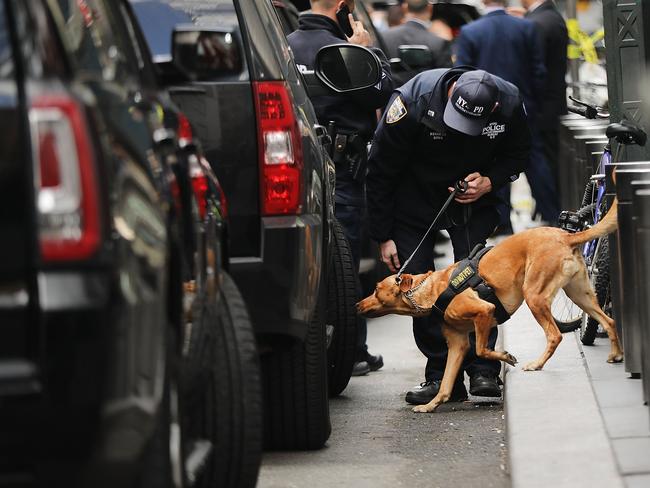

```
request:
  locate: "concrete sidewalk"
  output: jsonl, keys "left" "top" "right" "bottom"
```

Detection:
{"left": 503, "top": 306, "right": 650, "bottom": 488}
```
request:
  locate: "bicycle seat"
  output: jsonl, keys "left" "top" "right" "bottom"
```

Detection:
{"left": 606, "top": 120, "right": 647, "bottom": 146}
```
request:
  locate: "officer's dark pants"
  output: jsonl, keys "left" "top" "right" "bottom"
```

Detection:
{"left": 540, "top": 126, "right": 560, "bottom": 189}
{"left": 497, "top": 126, "right": 560, "bottom": 227}
{"left": 527, "top": 126, "right": 560, "bottom": 223}
{"left": 393, "top": 205, "right": 501, "bottom": 385}
{"left": 335, "top": 203, "right": 368, "bottom": 358}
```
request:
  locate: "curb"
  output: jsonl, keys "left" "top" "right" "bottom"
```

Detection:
{"left": 503, "top": 306, "right": 623, "bottom": 488}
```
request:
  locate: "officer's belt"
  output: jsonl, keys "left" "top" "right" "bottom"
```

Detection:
{"left": 433, "top": 244, "right": 510, "bottom": 324}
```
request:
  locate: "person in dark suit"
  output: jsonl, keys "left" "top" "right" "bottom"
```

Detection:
{"left": 383, "top": 0, "right": 451, "bottom": 85}
{"left": 521, "top": 0, "right": 568, "bottom": 192}
{"left": 454, "top": 0, "right": 559, "bottom": 232}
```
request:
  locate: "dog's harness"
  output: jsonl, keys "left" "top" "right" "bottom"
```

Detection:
{"left": 403, "top": 244, "right": 511, "bottom": 324}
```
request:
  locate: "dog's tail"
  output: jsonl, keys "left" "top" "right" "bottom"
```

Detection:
{"left": 566, "top": 198, "right": 618, "bottom": 247}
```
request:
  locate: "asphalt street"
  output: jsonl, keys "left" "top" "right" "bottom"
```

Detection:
{"left": 257, "top": 313, "right": 509, "bottom": 488}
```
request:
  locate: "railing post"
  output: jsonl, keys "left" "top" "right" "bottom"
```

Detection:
{"left": 602, "top": 0, "right": 650, "bottom": 161}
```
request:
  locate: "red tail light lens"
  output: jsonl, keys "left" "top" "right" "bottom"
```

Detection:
{"left": 253, "top": 81, "right": 303, "bottom": 216}
{"left": 177, "top": 112, "right": 193, "bottom": 147}
{"left": 189, "top": 154, "right": 208, "bottom": 220}
{"left": 30, "top": 95, "right": 100, "bottom": 261}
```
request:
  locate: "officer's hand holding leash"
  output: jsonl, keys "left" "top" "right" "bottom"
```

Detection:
{"left": 346, "top": 14, "right": 371, "bottom": 47}
{"left": 380, "top": 239, "right": 400, "bottom": 273}
{"left": 380, "top": 180, "right": 469, "bottom": 275}
{"left": 447, "top": 172, "right": 492, "bottom": 204}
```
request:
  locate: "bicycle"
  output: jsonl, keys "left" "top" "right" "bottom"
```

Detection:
{"left": 550, "top": 96, "right": 647, "bottom": 345}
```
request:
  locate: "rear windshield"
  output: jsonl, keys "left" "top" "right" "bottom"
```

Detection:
{"left": 130, "top": 0, "right": 239, "bottom": 59}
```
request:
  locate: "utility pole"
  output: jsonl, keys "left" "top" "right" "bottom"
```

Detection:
{"left": 602, "top": 0, "right": 649, "bottom": 161}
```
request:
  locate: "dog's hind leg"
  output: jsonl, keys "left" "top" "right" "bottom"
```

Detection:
{"left": 563, "top": 267, "right": 623, "bottom": 363}
{"left": 412, "top": 325, "right": 469, "bottom": 413}
{"left": 522, "top": 275, "right": 565, "bottom": 371}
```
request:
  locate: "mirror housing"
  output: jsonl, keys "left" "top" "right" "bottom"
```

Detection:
{"left": 314, "top": 44, "right": 382, "bottom": 93}
{"left": 171, "top": 25, "right": 242, "bottom": 81}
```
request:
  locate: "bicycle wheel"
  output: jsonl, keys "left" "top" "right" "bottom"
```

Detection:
{"left": 551, "top": 289, "right": 583, "bottom": 332}
{"left": 580, "top": 237, "right": 610, "bottom": 345}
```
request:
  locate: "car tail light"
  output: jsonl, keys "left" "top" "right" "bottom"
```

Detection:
{"left": 177, "top": 112, "right": 193, "bottom": 147}
{"left": 188, "top": 155, "right": 208, "bottom": 220}
{"left": 29, "top": 95, "right": 100, "bottom": 261}
{"left": 252, "top": 81, "right": 303, "bottom": 216}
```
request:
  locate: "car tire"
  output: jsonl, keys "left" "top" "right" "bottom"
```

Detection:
{"left": 186, "top": 272, "right": 262, "bottom": 488}
{"left": 262, "top": 286, "right": 331, "bottom": 450}
{"left": 326, "top": 218, "right": 358, "bottom": 397}
{"left": 136, "top": 336, "right": 176, "bottom": 488}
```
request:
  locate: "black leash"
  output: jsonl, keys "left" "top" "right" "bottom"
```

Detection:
{"left": 395, "top": 180, "right": 468, "bottom": 282}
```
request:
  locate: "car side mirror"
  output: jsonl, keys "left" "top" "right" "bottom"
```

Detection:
{"left": 171, "top": 25, "right": 242, "bottom": 80}
{"left": 397, "top": 44, "right": 434, "bottom": 70}
{"left": 314, "top": 44, "right": 382, "bottom": 93}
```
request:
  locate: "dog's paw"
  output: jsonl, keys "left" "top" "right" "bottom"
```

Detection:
{"left": 522, "top": 361, "right": 543, "bottom": 371}
{"left": 412, "top": 404, "right": 435, "bottom": 413}
{"left": 503, "top": 352, "right": 518, "bottom": 366}
{"left": 607, "top": 353, "right": 624, "bottom": 363}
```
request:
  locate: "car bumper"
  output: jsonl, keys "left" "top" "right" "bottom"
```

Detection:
{"left": 230, "top": 213, "right": 324, "bottom": 340}
{"left": 0, "top": 270, "right": 155, "bottom": 483}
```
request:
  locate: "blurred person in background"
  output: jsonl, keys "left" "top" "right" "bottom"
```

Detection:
{"left": 383, "top": 0, "right": 452, "bottom": 77}
{"left": 387, "top": 3, "right": 406, "bottom": 27}
{"left": 454, "top": 0, "right": 558, "bottom": 234}
{"left": 430, "top": 18, "right": 454, "bottom": 41}
{"left": 509, "top": 0, "right": 568, "bottom": 195}
{"left": 288, "top": 0, "right": 394, "bottom": 375}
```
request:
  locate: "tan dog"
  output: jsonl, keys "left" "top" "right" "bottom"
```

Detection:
{"left": 357, "top": 203, "right": 623, "bottom": 413}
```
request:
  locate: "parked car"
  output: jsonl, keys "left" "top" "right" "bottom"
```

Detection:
{"left": 273, "top": 0, "right": 392, "bottom": 298}
{"left": 128, "top": 0, "right": 375, "bottom": 450}
{"left": 0, "top": 0, "right": 258, "bottom": 486}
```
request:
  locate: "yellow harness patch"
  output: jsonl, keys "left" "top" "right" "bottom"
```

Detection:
{"left": 450, "top": 266, "right": 474, "bottom": 289}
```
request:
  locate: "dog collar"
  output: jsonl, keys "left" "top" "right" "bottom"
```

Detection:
{"left": 401, "top": 276, "right": 439, "bottom": 314}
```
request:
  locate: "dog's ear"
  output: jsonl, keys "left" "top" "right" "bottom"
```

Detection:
{"left": 398, "top": 274, "right": 413, "bottom": 293}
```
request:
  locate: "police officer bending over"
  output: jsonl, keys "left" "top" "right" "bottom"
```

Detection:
{"left": 288, "top": 0, "right": 394, "bottom": 375}
{"left": 367, "top": 68, "right": 530, "bottom": 404}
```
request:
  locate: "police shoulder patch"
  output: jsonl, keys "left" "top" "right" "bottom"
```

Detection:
{"left": 386, "top": 96, "right": 407, "bottom": 124}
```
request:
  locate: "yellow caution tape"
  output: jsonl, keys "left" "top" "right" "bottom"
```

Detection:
{"left": 567, "top": 18, "right": 603, "bottom": 64}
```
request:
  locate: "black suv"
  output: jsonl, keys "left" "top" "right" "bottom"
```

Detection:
{"left": 129, "top": 0, "right": 364, "bottom": 450}
{"left": 0, "top": 0, "right": 258, "bottom": 486}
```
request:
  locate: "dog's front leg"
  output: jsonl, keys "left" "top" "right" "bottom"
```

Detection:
{"left": 413, "top": 325, "right": 469, "bottom": 413}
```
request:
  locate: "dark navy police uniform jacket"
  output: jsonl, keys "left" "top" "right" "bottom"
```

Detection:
{"left": 366, "top": 66, "right": 531, "bottom": 243}
{"left": 288, "top": 14, "right": 393, "bottom": 206}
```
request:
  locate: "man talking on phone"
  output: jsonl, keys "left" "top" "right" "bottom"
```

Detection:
{"left": 288, "top": 1, "right": 394, "bottom": 376}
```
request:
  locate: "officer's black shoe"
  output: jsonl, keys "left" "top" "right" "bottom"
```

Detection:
{"left": 364, "top": 352, "right": 384, "bottom": 372}
{"left": 351, "top": 361, "right": 370, "bottom": 376}
{"left": 405, "top": 380, "right": 468, "bottom": 405}
{"left": 469, "top": 372, "right": 502, "bottom": 397}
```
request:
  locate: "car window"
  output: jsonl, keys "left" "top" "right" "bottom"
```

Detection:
{"left": 129, "top": 0, "right": 247, "bottom": 80}
{"left": 53, "top": 0, "right": 140, "bottom": 82}
{"left": 130, "top": 0, "right": 239, "bottom": 59}
{"left": 129, "top": 0, "right": 193, "bottom": 59}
